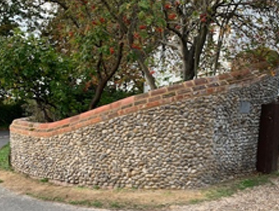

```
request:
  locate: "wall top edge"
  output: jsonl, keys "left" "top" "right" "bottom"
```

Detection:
{"left": 10, "top": 68, "right": 277, "bottom": 136}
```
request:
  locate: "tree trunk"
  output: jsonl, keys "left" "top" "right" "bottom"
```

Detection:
{"left": 132, "top": 49, "right": 157, "bottom": 90}
{"left": 137, "top": 58, "right": 157, "bottom": 90}
{"left": 184, "top": 59, "right": 195, "bottom": 81}
{"left": 181, "top": 23, "right": 208, "bottom": 81}
{"left": 193, "top": 25, "right": 208, "bottom": 78}
{"left": 89, "top": 81, "right": 107, "bottom": 110}
{"left": 181, "top": 42, "right": 195, "bottom": 81}
{"left": 36, "top": 100, "right": 53, "bottom": 122}
{"left": 89, "top": 42, "right": 124, "bottom": 110}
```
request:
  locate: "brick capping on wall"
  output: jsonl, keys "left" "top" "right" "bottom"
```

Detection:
{"left": 10, "top": 69, "right": 273, "bottom": 137}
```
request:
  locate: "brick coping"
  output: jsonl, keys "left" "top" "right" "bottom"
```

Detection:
{"left": 10, "top": 69, "right": 273, "bottom": 137}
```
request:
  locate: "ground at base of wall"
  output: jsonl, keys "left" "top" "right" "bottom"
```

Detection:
{"left": 0, "top": 170, "right": 277, "bottom": 211}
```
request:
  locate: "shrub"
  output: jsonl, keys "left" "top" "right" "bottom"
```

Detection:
{"left": 231, "top": 46, "right": 279, "bottom": 71}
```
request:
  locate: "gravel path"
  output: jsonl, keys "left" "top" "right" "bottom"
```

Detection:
{"left": 170, "top": 178, "right": 279, "bottom": 211}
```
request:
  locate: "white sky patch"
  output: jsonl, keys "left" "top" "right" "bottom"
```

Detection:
{"left": 11, "top": 1, "right": 56, "bottom": 37}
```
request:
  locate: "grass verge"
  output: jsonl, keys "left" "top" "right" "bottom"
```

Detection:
{"left": 1, "top": 171, "right": 276, "bottom": 211}
{"left": 69, "top": 200, "right": 103, "bottom": 208}
{"left": 189, "top": 173, "right": 273, "bottom": 205}
{"left": 0, "top": 143, "right": 11, "bottom": 171}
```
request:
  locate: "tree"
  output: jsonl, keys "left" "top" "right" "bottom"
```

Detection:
{"left": 42, "top": 0, "right": 163, "bottom": 109}
{"left": 9, "top": 0, "right": 278, "bottom": 113}
{"left": 46, "top": 1, "right": 279, "bottom": 88}
{"left": 0, "top": 31, "right": 81, "bottom": 122}
{"left": 153, "top": 0, "right": 279, "bottom": 80}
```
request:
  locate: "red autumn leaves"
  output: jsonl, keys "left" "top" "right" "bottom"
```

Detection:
{"left": 164, "top": 3, "right": 176, "bottom": 20}
{"left": 168, "top": 13, "right": 177, "bottom": 20}
{"left": 164, "top": 3, "right": 172, "bottom": 9}
{"left": 91, "top": 18, "right": 105, "bottom": 26}
{"left": 200, "top": 13, "right": 207, "bottom": 23}
{"left": 164, "top": 2, "right": 207, "bottom": 24}
{"left": 132, "top": 32, "right": 142, "bottom": 50}
{"left": 139, "top": 25, "right": 147, "bottom": 30}
{"left": 80, "top": 0, "right": 88, "bottom": 5}
{"left": 164, "top": 1, "right": 180, "bottom": 9}
{"left": 109, "top": 47, "right": 115, "bottom": 54}
{"left": 131, "top": 43, "right": 142, "bottom": 50}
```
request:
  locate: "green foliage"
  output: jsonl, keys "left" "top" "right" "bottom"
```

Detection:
{"left": 0, "top": 31, "right": 88, "bottom": 122}
{"left": 48, "top": 0, "right": 159, "bottom": 95}
{"left": 0, "top": 30, "right": 137, "bottom": 122}
{"left": 232, "top": 46, "right": 279, "bottom": 71}
{"left": 2, "top": 0, "right": 277, "bottom": 121}
{"left": 51, "top": 0, "right": 279, "bottom": 86}
{"left": 98, "top": 87, "right": 139, "bottom": 107}
{"left": 247, "top": 47, "right": 279, "bottom": 67}
{"left": 0, "top": 143, "right": 11, "bottom": 171}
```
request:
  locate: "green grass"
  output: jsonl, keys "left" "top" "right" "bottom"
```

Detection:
{"left": 0, "top": 143, "right": 12, "bottom": 171}
{"left": 110, "top": 201, "right": 124, "bottom": 209}
{"left": 205, "top": 187, "right": 235, "bottom": 200}
{"left": 76, "top": 186, "right": 86, "bottom": 189}
{"left": 70, "top": 200, "right": 103, "bottom": 208}
{"left": 90, "top": 201, "right": 103, "bottom": 208}
{"left": 26, "top": 193, "right": 65, "bottom": 203}
{"left": 202, "top": 174, "right": 272, "bottom": 202}
{"left": 92, "top": 185, "right": 100, "bottom": 190}
{"left": 39, "top": 178, "right": 49, "bottom": 183}
{"left": 237, "top": 176, "right": 270, "bottom": 190}
{"left": 189, "top": 199, "right": 205, "bottom": 205}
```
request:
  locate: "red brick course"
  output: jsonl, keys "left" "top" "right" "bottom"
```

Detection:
{"left": 10, "top": 69, "right": 275, "bottom": 137}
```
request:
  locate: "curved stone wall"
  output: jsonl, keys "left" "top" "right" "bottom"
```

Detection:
{"left": 10, "top": 69, "right": 279, "bottom": 189}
